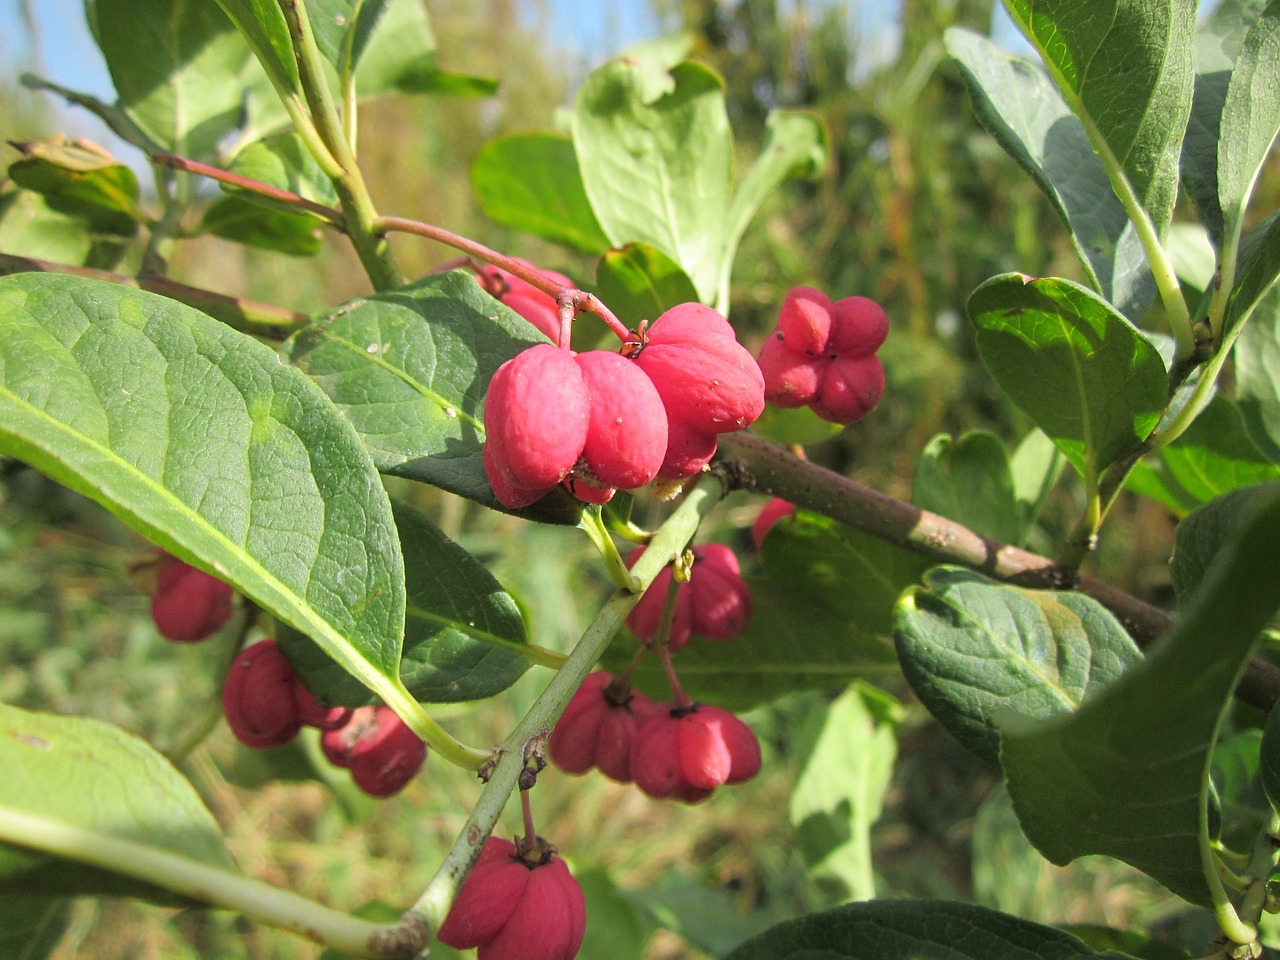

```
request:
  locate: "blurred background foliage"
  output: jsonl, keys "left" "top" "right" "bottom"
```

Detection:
{"left": 3, "top": 0, "right": 1275, "bottom": 957}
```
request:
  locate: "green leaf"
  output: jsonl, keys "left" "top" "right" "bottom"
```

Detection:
{"left": 749, "top": 402, "right": 844, "bottom": 446}
{"left": 93, "top": 0, "right": 253, "bottom": 160}
{"left": 0, "top": 703, "right": 238, "bottom": 896}
{"left": 1169, "top": 480, "right": 1280, "bottom": 608}
{"left": 1217, "top": 1, "right": 1280, "bottom": 254}
{"left": 632, "top": 875, "right": 780, "bottom": 957}
{"left": 1009, "top": 428, "right": 1068, "bottom": 542}
{"left": 760, "top": 510, "right": 933, "bottom": 636}
{"left": 280, "top": 501, "right": 530, "bottom": 706}
{"left": 0, "top": 895, "right": 70, "bottom": 960}
{"left": 471, "top": 134, "right": 610, "bottom": 255}
{"left": 1002, "top": 0, "right": 1196, "bottom": 242}
{"left": 594, "top": 243, "right": 699, "bottom": 327}
{"left": 912, "top": 431, "right": 1021, "bottom": 545}
{"left": 967, "top": 274, "right": 1168, "bottom": 487}
{"left": 1000, "top": 486, "right": 1280, "bottom": 905}
{"left": 280, "top": 271, "right": 559, "bottom": 512}
{"left": 0, "top": 186, "right": 129, "bottom": 271}
{"left": 945, "top": 28, "right": 1153, "bottom": 319}
{"left": 198, "top": 194, "right": 324, "bottom": 256}
{"left": 576, "top": 867, "right": 647, "bottom": 960}
{"left": 215, "top": 0, "right": 301, "bottom": 97}
{"left": 226, "top": 131, "right": 341, "bottom": 208}
{"left": 712, "top": 109, "right": 826, "bottom": 308}
{"left": 789, "top": 684, "right": 900, "bottom": 901}
{"left": 1125, "top": 458, "right": 1201, "bottom": 517}
{"left": 572, "top": 58, "right": 732, "bottom": 305}
{"left": 724, "top": 899, "right": 1135, "bottom": 960}
{"left": 607, "top": 578, "right": 898, "bottom": 712}
{"left": 7, "top": 139, "right": 141, "bottom": 235}
{"left": 1210, "top": 729, "right": 1270, "bottom": 850}
{"left": 1183, "top": 0, "right": 1270, "bottom": 246}
{"left": 0, "top": 273, "right": 407, "bottom": 708}
{"left": 1261, "top": 701, "right": 1280, "bottom": 815}
{"left": 894, "top": 567, "right": 1142, "bottom": 767}
{"left": 1057, "top": 925, "right": 1189, "bottom": 960}
{"left": 1235, "top": 281, "right": 1280, "bottom": 461}
{"left": 351, "top": 0, "right": 494, "bottom": 98}
{"left": 1224, "top": 211, "right": 1280, "bottom": 339}
{"left": 1157, "top": 394, "right": 1280, "bottom": 504}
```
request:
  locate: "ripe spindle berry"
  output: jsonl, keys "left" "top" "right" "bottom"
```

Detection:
{"left": 150, "top": 554, "right": 235, "bottom": 642}
{"left": 321, "top": 705, "right": 426, "bottom": 797}
{"left": 222, "top": 639, "right": 303, "bottom": 748}
{"left": 438, "top": 836, "right": 586, "bottom": 960}
{"left": 751, "top": 498, "right": 796, "bottom": 550}
{"left": 626, "top": 544, "right": 751, "bottom": 652}
{"left": 549, "top": 671, "right": 662, "bottom": 782}
{"left": 630, "top": 703, "right": 762, "bottom": 803}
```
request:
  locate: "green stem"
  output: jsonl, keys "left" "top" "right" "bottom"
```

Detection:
{"left": 0, "top": 808, "right": 407, "bottom": 959}
{"left": 378, "top": 679, "right": 489, "bottom": 771}
{"left": 579, "top": 507, "right": 642, "bottom": 592}
{"left": 1057, "top": 479, "right": 1102, "bottom": 571}
{"left": 404, "top": 478, "right": 724, "bottom": 934}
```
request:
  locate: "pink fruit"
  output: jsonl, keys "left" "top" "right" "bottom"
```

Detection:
{"left": 222, "top": 639, "right": 302, "bottom": 748}
{"left": 321, "top": 705, "right": 426, "bottom": 797}
{"left": 549, "top": 672, "right": 662, "bottom": 782}
{"left": 480, "top": 260, "right": 573, "bottom": 343}
{"left": 573, "top": 350, "right": 668, "bottom": 491}
{"left": 438, "top": 837, "right": 586, "bottom": 960}
{"left": 626, "top": 544, "right": 751, "bottom": 652}
{"left": 630, "top": 704, "right": 762, "bottom": 803}
{"left": 751, "top": 498, "right": 796, "bottom": 550}
{"left": 150, "top": 555, "right": 235, "bottom": 642}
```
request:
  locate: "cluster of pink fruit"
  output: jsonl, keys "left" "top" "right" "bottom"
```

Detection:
{"left": 148, "top": 554, "right": 424, "bottom": 797}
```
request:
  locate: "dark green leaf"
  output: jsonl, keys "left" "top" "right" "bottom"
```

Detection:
{"left": 789, "top": 685, "right": 899, "bottom": 901}
{"left": 0, "top": 703, "right": 238, "bottom": 897}
{"left": 1056, "top": 925, "right": 1189, "bottom": 960}
{"left": 0, "top": 896, "right": 70, "bottom": 960}
{"left": 576, "top": 868, "right": 647, "bottom": 960}
{"left": 7, "top": 139, "right": 141, "bottom": 235}
{"left": 280, "top": 270, "right": 563, "bottom": 512}
{"left": 607, "top": 578, "right": 898, "bottom": 712}
{"left": 1235, "top": 282, "right": 1280, "bottom": 461}
{"left": 1183, "top": 0, "right": 1270, "bottom": 246}
{"left": 1261, "top": 701, "right": 1280, "bottom": 815}
{"left": 724, "top": 899, "right": 1134, "bottom": 960}
{"left": 1210, "top": 729, "right": 1270, "bottom": 850}
{"left": 945, "top": 28, "right": 1153, "bottom": 320}
{"left": 967, "top": 274, "right": 1168, "bottom": 486}
{"left": 1001, "top": 487, "right": 1280, "bottom": 904}
{"left": 215, "top": 0, "right": 301, "bottom": 97}
{"left": 1217, "top": 2, "right": 1280, "bottom": 254}
{"left": 594, "top": 243, "right": 699, "bottom": 327}
{"left": 0, "top": 274, "right": 407, "bottom": 706}
{"left": 1002, "top": 0, "right": 1196, "bottom": 241}
{"left": 572, "top": 58, "right": 731, "bottom": 304}
{"left": 894, "top": 567, "right": 1142, "bottom": 766}
{"left": 912, "top": 431, "right": 1021, "bottom": 545}
{"left": 471, "top": 134, "right": 610, "bottom": 255}
{"left": 1224, "top": 211, "right": 1280, "bottom": 338}
{"left": 93, "top": 0, "right": 253, "bottom": 160}
{"left": 1169, "top": 480, "right": 1280, "bottom": 607}
{"left": 280, "top": 501, "right": 530, "bottom": 706}
{"left": 198, "top": 194, "right": 324, "bottom": 256}
{"left": 1157, "top": 394, "right": 1280, "bottom": 503}
{"left": 632, "top": 875, "right": 780, "bottom": 957}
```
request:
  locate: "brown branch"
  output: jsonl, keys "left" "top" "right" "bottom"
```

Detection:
{"left": 716, "top": 430, "right": 1280, "bottom": 713}
{"left": 151, "top": 153, "right": 346, "bottom": 226}
{"left": 0, "top": 254, "right": 309, "bottom": 339}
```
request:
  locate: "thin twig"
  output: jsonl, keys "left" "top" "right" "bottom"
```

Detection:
{"left": 151, "top": 153, "right": 346, "bottom": 225}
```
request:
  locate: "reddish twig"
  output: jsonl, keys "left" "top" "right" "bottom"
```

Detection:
{"left": 151, "top": 153, "right": 346, "bottom": 226}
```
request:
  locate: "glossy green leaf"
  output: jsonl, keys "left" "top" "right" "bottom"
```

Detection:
{"left": 1001, "top": 487, "right": 1280, "bottom": 904}
{"left": 215, "top": 0, "right": 301, "bottom": 97}
{"left": 1235, "top": 282, "right": 1280, "bottom": 461}
{"left": 0, "top": 273, "right": 407, "bottom": 707}
{"left": 1183, "top": 0, "right": 1270, "bottom": 246}
{"left": 471, "top": 134, "right": 610, "bottom": 255}
{"left": 967, "top": 274, "right": 1168, "bottom": 486}
{"left": 1157, "top": 394, "right": 1280, "bottom": 503}
{"left": 1217, "top": 1, "right": 1280, "bottom": 253}
{"left": 7, "top": 140, "right": 141, "bottom": 235}
{"left": 226, "top": 130, "right": 341, "bottom": 208}
{"left": 945, "top": 28, "right": 1153, "bottom": 320}
{"left": 93, "top": 0, "right": 253, "bottom": 160}
{"left": 594, "top": 243, "right": 699, "bottom": 327}
{"left": 1002, "top": 0, "right": 1196, "bottom": 241}
{"left": 279, "top": 270, "right": 555, "bottom": 511}
{"left": 894, "top": 567, "right": 1142, "bottom": 766}
{"left": 913, "top": 431, "right": 1021, "bottom": 545}
{"left": 1169, "top": 480, "right": 1280, "bottom": 608}
{"left": 198, "top": 195, "right": 324, "bottom": 256}
{"left": 761, "top": 510, "right": 932, "bottom": 635}
{"left": 724, "top": 899, "right": 1135, "bottom": 960}
{"left": 572, "top": 58, "right": 731, "bottom": 304}
{"left": 789, "top": 685, "right": 899, "bottom": 901}
{"left": 608, "top": 578, "right": 897, "bottom": 712}
{"left": 280, "top": 501, "right": 530, "bottom": 706}
{"left": 0, "top": 703, "right": 238, "bottom": 894}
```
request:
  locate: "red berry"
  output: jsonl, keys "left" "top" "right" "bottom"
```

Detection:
{"left": 625, "top": 544, "right": 751, "bottom": 652}
{"left": 629, "top": 303, "right": 765, "bottom": 479}
{"left": 294, "top": 684, "right": 352, "bottom": 731}
{"left": 481, "top": 260, "right": 573, "bottom": 343}
{"left": 484, "top": 344, "right": 591, "bottom": 507}
{"left": 321, "top": 705, "right": 426, "bottom": 797}
{"left": 630, "top": 704, "right": 761, "bottom": 802}
{"left": 438, "top": 837, "right": 586, "bottom": 960}
{"left": 150, "top": 554, "right": 235, "bottom": 642}
{"left": 759, "top": 288, "right": 889, "bottom": 425}
{"left": 222, "top": 639, "right": 302, "bottom": 748}
{"left": 751, "top": 498, "right": 796, "bottom": 550}
{"left": 549, "top": 672, "right": 662, "bottom": 781}
{"left": 573, "top": 350, "right": 668, "bottom": 491}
